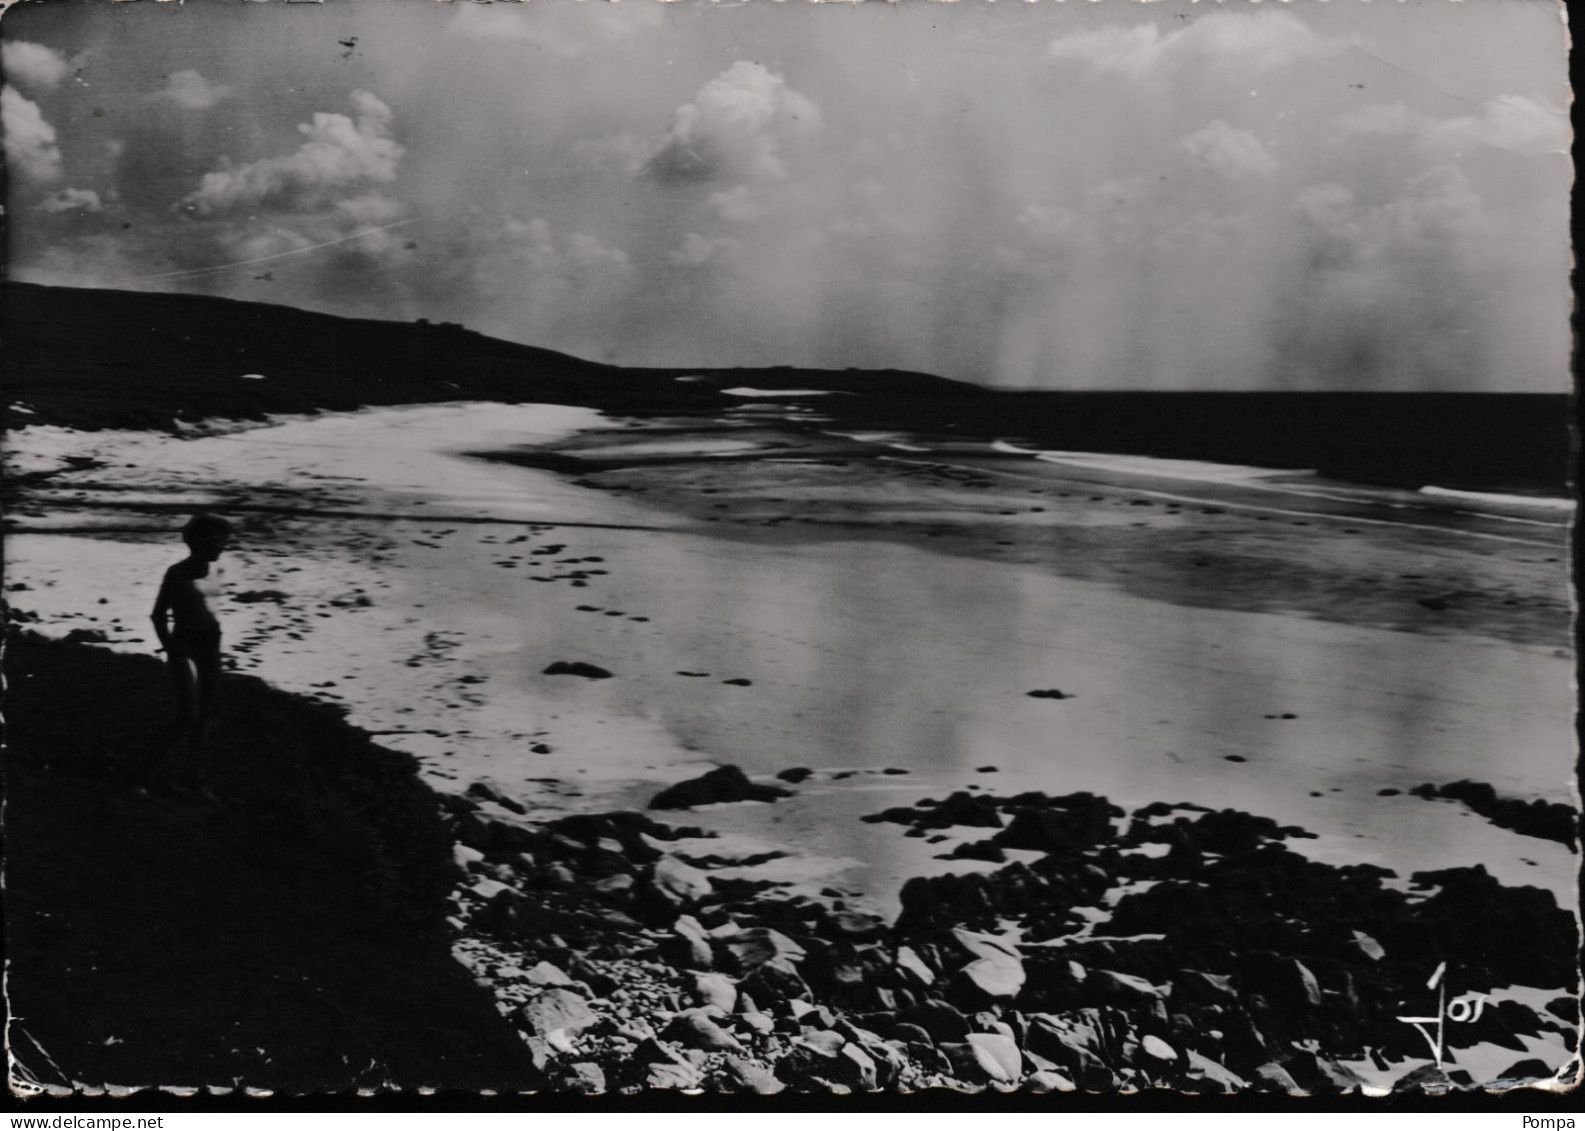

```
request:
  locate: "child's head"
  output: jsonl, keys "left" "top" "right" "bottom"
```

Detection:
{"left": 182, "top": 512, "right": 233, "bottom": 561}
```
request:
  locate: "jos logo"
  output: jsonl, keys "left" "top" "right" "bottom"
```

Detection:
{"left": 1394, "top": 961, "right": 1491, "bottom": 1066}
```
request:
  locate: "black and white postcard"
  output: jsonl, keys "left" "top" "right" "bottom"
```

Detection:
{"left": 3, "top": 0, "right": 1577, "bottom": 1102}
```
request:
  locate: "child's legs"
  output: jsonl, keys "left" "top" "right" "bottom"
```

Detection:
{"left": 139, "top": 649, "right": 198, "bottom": 780}
{"left": 191, "top": 643, "right": 221, "bottom": 751}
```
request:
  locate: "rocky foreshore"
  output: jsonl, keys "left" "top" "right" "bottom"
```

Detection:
{"left": 436, "top": 768, "right": 1581, "bottom": 1096}
{"left": 5, "top": 625, "right": 1578, "bottom": 1097}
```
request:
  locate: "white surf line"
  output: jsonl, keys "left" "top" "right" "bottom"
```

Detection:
{"left": 876, "top": 456, "right": 1566, "bottom": 550}
{"left": 998, "top": 443, "right": 1571, "bottom": 530}
{"left": 1141, "top": 474, "right": 1572, "bottom": 531}
{"left": 980, "top": 441, "right": 1570, "bottom": 530}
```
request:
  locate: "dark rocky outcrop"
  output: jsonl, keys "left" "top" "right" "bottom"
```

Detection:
{"left": 648, "top": 765, "right": 793, "bottom": 810}
{"left": 1410, "top": 780, "right": 1577, "bottom": 850}
{"left": 3, "top": 631, "right": 534, "bottom": 1091}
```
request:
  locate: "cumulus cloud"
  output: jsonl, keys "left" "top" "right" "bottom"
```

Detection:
{"left": 151, "top": 70, "right": 233, "bottom": 111}
{"left": 668, "top": 232, "right": 743, "bottom": 269}
{"left": 2, "top": 40, "right": 69, "bottom": 90}
{"left": 1440, "top": 95, "right": 1570, "bottom": 156}
{"left": 1044, "top": 25, "right": 1170, "bottom": 80}
{"left": 2, "top": 86, "right": 63, "bottom": 182}
{"left": 646, "top": 62, "right": 822, "bottom": 185}
{"left": 1046, "top": 10, "right": 1341, "bottom": 80}
{"left": 1179, "top": 120, "right": 1277, "bottom": 180}
{"left": 1334, "top": 102, "right": 1428, "bottom": 140}
{"left": 179, "top": 90, "right": 403, "bottom": 217}
{"left": 497, "top": 217, "right": 633, "bottom": 281}
{"left": 570, "top": 133, "right": 652, "bottom": 177}
{"left": 1336, "top": 95, "right": 1568, "bottom": 158}
{"left": 1296, "top": 164, "right": 1485, "bottom": 255}
{"left": 993, "top": 203, "right": 1093, "bottom": 274}
{"left": 1283, "top": 164, "right": 1502, "bottom": 388}
{"left": 707, "top": 184, "right": 768, "bottom": 224}
{"left": 446, "top": 0, "right": 661, "bottom": 57}
{"left": 439, "top": 213, "right": 636, "bottom": 356}
{"left": 35, "top": 186, "right": 103, "bottom": 214}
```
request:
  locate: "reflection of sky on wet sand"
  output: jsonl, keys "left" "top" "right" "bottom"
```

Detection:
{"left": 4, "top": 405, "right": 1575, "bottom": 917}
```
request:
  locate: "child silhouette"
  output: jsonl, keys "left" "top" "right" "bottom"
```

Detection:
{"left": 141, "top": 512, "right": 233, "bottom": 798}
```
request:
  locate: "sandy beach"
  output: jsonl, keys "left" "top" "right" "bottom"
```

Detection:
{"left": 6, "top": 396, "right": 1578, "bottom": 1095}
{"left": 7, "top": 402, "right": 1574, "bottom": 903}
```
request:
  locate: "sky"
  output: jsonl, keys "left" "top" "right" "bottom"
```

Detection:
{"left": 1, "top": 0, "right": 1572, "bottom": 391}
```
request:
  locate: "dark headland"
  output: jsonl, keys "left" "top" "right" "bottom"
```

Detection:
{"left": 3, "top": 281, "right": 1571, "bottom": 495}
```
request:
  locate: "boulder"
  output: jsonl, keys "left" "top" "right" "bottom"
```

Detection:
{"left": 950, "top": 954, "right": 1026, "bottom": 1010}
{"left": 524, "top": 961, "right": 576, "bottom": 988}
{"left": 569, "top": 960, "right": 618, "bottom": 997}
{"left": 800, "top": 1030, "right": 847, "bottom": 1055}
{"left": 659, "top": 924, "right": 715, "bottom": 970}
{"left": 1184, "top": 1050, "right": 1247, "bottom": 1093}
{"left": 1171, "top": 970, "right": 1237, "bottom": 1006}
{"left": 774, "top": 1043, "right": 843, "bottom": 1090}
{"left": 1140, "top": 1035, "right": 1177, "bottom": 1061}
{"left": 1024, "top": 1069, "right": 1076, "bottom": 1093}
{"left": 722, "top": 1055, "right": 783, "bottom": 1094}
{"left": 1393, "top": 1064, "right": 1457, "bottom": 1093}
{"left": 644, "top": 1061, "right": 702, "bottom": 1089}
{"left": 821, "top": 910, "right": 888, "bottom": 942}
{"left": 836, "top": 1027, "right": 907, "bottom": 1089}
{"left": 1350, "top": 930, "right": 1386, "bottom": 961}
{"left": 1545, "top": 997, "right": 1580, "bottom": 1025}
{"left": 1252, "top": 1061, "right": 1300, "bottom": 1093}
{"left": 895, "top": 946, "right": 937, "bottom": 987}
{"left": 469, "top": 878, "right": 514, "bottom": 902}
{"left": 516, "top": 988, "right": 596, "bottom": 1036}
{"left": 900, "top": 1000, "right": 972, "bottom": 1043}
{"left": 1024, "top": 1013, "right": 1111, "bottom": 1088}
{"left": 465, "top": 779, "right": 528, "bottom": 814}
{"left": 690, "top": 971, "right": 739, "bottom": 1012}
{"left": 967, "top": 1032, "right": 1024, "bottom": 1081}
{"left": 1494, "top": 1057, "right": 1556, "bottom": 1084}
{"left": 737, "top": 1011, "right": 775, "bottom": 1037}
{"left": 562, "top": 1062, "right": 605, "bottom": 1093}
{"left": 939, "top": 1039, "right": 1012, "bottom": 1085}
{"left": 1283, "top": 1050, "right": 1363, "bottom": 1093}
{"left": 649, "top": 764, "right": 793, "bottom": 810}
{"left": 653, "top": 854, "right": 714, "bottom": 903}
{"left": 1088, "top": 969, "right": 1164, "bottom": 1007}
{"left": 739, "top": 961, "right": 812, "bottom": 1009}
{"left": 458, "top": 811, "right": 538, "bottom": 853}
{"left": 715, "top": 926, "right": 807, "bottom": 974}
{"left": 835, "top": 1043, "right": 879, "bottom": 1090}
{"left": 663, "top": 1009, "right": 744, "bottom": 1053}
{"left": 886, "top": 1021, "right": 934, "bottom": 1046}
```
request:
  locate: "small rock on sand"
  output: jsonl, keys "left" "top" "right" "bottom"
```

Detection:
{"left": 542, "top": 661, "right": 612, "bottom": 679}
{"left": 649, "top": 765, "right": 793, "bottom": 810}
